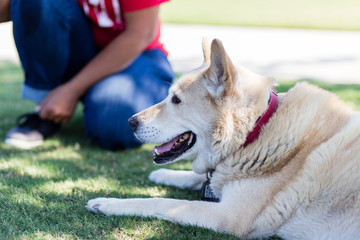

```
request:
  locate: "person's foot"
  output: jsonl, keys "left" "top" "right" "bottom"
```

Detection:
{"left": 5, "top": 113, "right": 61, "bottom": 149}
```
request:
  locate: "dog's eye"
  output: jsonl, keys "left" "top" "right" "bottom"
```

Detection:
{"left": 171, "top": 95, "right": 181, "bottom": 104}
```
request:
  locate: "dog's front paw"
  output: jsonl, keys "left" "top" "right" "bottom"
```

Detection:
{"left": 148, "top": 168, "right": 174, "bottom": 185}
{"left": 149, "top": 169, "right": 205, "bottom": 190}
{"left": 86, "top": 198, "right": 119, "bottom": 216}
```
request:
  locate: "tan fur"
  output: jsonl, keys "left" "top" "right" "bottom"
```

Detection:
{"left": 87, "top": 39, "right": 360, "bottom": 240}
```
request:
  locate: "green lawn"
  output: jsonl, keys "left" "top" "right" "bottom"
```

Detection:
{"left": 161, "top": 0, "right": 360, "bottom": 31}
{"left": 1, "top": 61, "right": 360, "bottom": 239}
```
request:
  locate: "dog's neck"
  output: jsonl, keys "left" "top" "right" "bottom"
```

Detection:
{"left": 204, "top": 88, "right": 278, "bottom": 182}
{"left": 242, "top": 88, "right": 278, "bottom": 147}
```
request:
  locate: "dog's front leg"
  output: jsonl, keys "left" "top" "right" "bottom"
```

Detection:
{"left": 87, "top": 197, "right": 230, "bottom": 233}
{"left": 149, "top": 169, "right": 207, "bottom": 190}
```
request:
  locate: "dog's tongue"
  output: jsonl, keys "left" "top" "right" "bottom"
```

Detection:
{"left": 154, "top": 135, "right": 183, "bottom": 155}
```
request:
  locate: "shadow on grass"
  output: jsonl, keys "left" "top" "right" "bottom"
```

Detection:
{"left": 0, "top": 146, "right": 195, "bottom": 198}
{"left": 0, "top": 191, "right": 244, "bottom": 240}
{"left": 0, "top": 145, "right": 221, "bottom": 239}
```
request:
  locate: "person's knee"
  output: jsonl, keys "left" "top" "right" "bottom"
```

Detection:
{"left": 83, "top": 77, "right": 142, "bottom": 150}
{"left": 83, "top": 104, "right": 142, "bottom": 150}
{"left": 86, "top": 123, "right": 142, "bottom": 151}
{"left": 0, "top": 0, "right": 11, "bottom": 23}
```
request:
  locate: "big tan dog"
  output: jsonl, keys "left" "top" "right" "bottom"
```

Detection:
{"left": 87, "top": 39, "right": 360, "bottom": 239}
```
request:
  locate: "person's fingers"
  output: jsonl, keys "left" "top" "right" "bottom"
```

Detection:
{"left": 53, "top": 113, "right": 72, "bottom": 124}
{"left": 39, "top": 106, "right": 56, "bottom": 122}
{"left": 52, "top": 116, "right": 63, "bottom": 124}
{"left": 61, "top": 117, "right": 71, "bottom": 124}
{"left": 38, "top": 108, "right": 50, "bottom": 120}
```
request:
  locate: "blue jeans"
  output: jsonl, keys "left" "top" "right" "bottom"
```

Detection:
{"left": 11, "top": 0, "right": 174, "bottom": 150}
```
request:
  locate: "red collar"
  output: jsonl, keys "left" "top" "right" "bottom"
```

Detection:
{"left": 242, "top": 88, "right": 278, "bottom": 147}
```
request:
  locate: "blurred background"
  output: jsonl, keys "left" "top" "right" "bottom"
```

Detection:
{"left": 1, "top": 0, "right": 360, "bottom": 83}
{"left": 159, "top": 0, "right": 360, "bottom": 83}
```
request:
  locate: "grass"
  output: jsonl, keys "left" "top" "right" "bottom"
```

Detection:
{"left": 160, "top": 0, "right": 360, "bottom": 31}
{"left": 1, "top": 61, "right": 360, "bottom": 239}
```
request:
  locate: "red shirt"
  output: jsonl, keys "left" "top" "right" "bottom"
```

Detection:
{"left": 76, "top": 0, "right": 168, "bottom": 54}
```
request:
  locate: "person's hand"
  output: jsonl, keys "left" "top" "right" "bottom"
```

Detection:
{"left": 38, "top": 83, "right": 80, "bottom": 124}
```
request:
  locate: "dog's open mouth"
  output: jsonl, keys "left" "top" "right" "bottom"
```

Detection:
{"left": 152, "top": 131, "right": 196, "bottom": 164}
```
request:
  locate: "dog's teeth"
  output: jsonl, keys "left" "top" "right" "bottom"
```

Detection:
{"left": 154, "top": 149, "right": 159, "bottom": 155}
{"left": 188, "top": 133, "right": 193, "bottom": 145}
{"left": 179, "top": 138, "right": 185, "bottom": 142}
{"left": 183, "top": 133, "right": 190, "bottom": 139}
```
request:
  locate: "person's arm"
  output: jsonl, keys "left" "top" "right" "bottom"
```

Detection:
{"left": 0, "top": 0, "right": 11, "bottom": 23}
{"left": 38, "top": 5, "right": 160, "bottom": 123}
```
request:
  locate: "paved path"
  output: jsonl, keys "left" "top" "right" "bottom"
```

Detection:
{"left": 162, "top": 24, "right": 360, "bottom": 84}
{"left": 0, "top": 22, "right": 18, "bottom": 64}
{"left": 1, "top": 22, "right": 360, "bottom": 84}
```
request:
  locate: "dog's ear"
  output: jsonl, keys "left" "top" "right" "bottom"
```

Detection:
{"left": 205, "top": 39, "right": 237, "bottom": 98}
{"left": 202, "top": 37, "right": 211, "bottom": 64}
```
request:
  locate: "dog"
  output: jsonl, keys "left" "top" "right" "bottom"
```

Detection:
{"left": 87, "top": 39, "right": 360, "bottom": 240}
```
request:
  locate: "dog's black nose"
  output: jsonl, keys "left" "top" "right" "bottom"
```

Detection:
{"left": 128, "top": 116, "right": 139, "bottom": 132}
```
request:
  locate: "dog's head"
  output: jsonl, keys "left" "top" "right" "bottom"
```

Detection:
{"left": 129, "top": 39, "right": 276, "bottom": 174}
